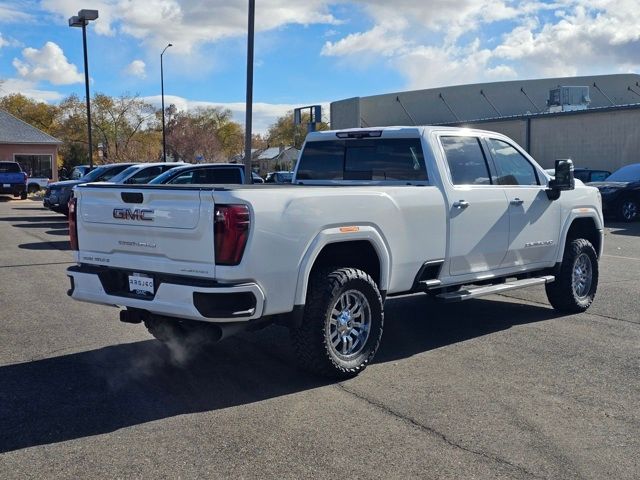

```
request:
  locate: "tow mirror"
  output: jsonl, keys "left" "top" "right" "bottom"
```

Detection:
{"left": 547, "top": 159, "right": 574, "bottom": 200}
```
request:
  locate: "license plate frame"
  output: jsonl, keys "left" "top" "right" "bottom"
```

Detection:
{"left": 128, "top": 273, "right": 155, "bottom": 296}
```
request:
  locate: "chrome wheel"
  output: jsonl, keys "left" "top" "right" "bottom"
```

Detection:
{"left": 621, "top": 200, "right": 638, "bottom": 221}
{"left": 572, "top": 253, "right": 593, "bottom": 299}
{"left": 326, "top": 289, "right": 371, "bottom": 358}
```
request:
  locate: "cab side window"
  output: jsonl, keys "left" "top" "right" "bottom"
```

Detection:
{"left": 440, "top": 136, "right": 492, "bottom": 186}
{"left": 128, "top": 166, "right": 162, "bottom": 184}
{"left": 486, "top": 138, "right": 538, "bottom": 186}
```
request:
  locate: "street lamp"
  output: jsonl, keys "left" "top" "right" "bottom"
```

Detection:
{"left": 69, "top": 9, "right": 99, "bottom": 169}
{"left": 161, "top": 43, "right": 173, "bottom": 162}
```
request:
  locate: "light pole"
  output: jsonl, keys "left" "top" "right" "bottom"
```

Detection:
{"left": 69, "top": 9, "right": 99, "bottom": 169}
{"left": 243, "top": 0, "right": 255, "bottom": 184}
{"left": 161, "top": 43, "right": 172, "bottom": 162}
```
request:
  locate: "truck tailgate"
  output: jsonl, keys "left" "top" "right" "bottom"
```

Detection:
{"left": 76, "top": 186, "right": 216, "bottom": 277}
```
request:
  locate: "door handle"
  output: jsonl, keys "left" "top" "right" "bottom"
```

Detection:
{"left": 510, "top": 198, "right": 524, "bottom": 206}
{"left": 453, "top": 200, "right": 470, "bottom": 209}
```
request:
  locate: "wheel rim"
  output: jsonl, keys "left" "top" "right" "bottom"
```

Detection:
{"left": 326, "top": 289, "right": 372, "bottom": 359}
{"left": 572, "top": 253, "right": 593, "bottom": 299}
{"left": 622, "top": 200, "right": 637, "bottom": 220}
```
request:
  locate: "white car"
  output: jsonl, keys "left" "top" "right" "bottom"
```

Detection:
{"left": 66, "top": 126, "right": 603, "bottom": 378}
{"left": 105, "top": 162, "right": 186, "bottom": 185}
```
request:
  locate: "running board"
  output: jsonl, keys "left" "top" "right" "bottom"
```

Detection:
{"left": 436, "top": 276, "right": 555, "bottom": 303}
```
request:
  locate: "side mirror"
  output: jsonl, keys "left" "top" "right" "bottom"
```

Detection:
{"left": 547, "top": 159, "right": 575, "bottom": 200}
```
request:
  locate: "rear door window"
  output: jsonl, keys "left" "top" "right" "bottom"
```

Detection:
{"left": 440, "top": 136, "right": 492, "bottom": 186}
{"left": 0, "top": 162, "right": 21, "bottom": 173}
{"left": 127, "top": 166, "right": 162, "bottom": 184}
{"left": 296, "top": 138, "right": 427, "bottom": 181}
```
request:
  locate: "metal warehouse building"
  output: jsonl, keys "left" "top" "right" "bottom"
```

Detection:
{"left": 330, "top": 73, "right": 640, "bottom": 172}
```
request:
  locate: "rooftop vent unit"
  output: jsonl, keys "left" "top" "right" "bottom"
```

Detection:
{"left": 547, "top": 86, "right": 590, "bottom": 113}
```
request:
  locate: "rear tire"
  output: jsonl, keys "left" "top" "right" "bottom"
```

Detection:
{"left": 618, "top": 198, "right": 638, "bottom": 222}
{"left": 20, "top": 191, "right": 27, "bottom": 200}
{"left": 290, "top": 267, "right": 384, "bottom": 379}
{"left": 545, "top": 238, "right": 598, "bottom": 313}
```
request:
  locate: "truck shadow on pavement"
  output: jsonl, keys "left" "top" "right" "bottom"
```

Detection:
{"left": 604, "top": 220, "right": 640, "bottom": 237}
{"left": 0, "top": 295, "right": 561, "bottom": 453}
{"left": 0, "top": 213, "right": 70, "bottom": 250}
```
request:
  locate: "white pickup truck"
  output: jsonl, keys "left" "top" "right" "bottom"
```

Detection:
{"left": 67, "top": 126, "right": 603, "bottom": 378}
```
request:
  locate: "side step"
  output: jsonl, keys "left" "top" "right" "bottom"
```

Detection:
{"left": 436, "top": 275, "right": 555, "bottom": 303}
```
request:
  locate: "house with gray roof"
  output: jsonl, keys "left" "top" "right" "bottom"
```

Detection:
{"left": 0, "top": 108, "right": 63, "bottom": 185}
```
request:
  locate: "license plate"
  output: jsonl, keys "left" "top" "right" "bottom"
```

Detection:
{"left": 128, "top": 273, "right": 154, "bottom": 295}
{"left": 2, "top": 184, "right": 9, "bottom": 188}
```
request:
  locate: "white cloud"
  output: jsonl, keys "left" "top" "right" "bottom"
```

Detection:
{"left": 144, "top": 95, "right": 329, "bottom": 134}
{"left": 0, "top": 3, "right": 35, "bottom": 23}
{"left": 13, "top": 41, "right": 83, "bottom": 85}
{"left": 124, "top": 59, "right": 146, "bottom": 79}
{"left": 0, "top": 78, "right": 64, "bottom": 102}
{"left": 0, "top": 34, "right": 8, "bottom": 49}
{"left": 41, "top": 0, "right": 339, "bottom": 53}
{"left": 322, "top": 0, "right": 640, "bottom": 89}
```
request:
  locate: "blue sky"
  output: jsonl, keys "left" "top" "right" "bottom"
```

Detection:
{"left": 1, "top": 1, "right": 639, "bottom": 132}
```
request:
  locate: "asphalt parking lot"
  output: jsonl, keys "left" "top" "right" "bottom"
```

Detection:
{"left": 1, "top": 198, "right": 638, "bottom": 479}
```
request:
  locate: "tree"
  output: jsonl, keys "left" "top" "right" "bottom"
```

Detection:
{"left": 91, "top": 93, "right": 159, "bottom": 162}
{"left": 266, "top": 110, "right": 329, "bottom": 149}
{"left": 166, "top": 106, "right": 244, "bottom": 162}
{"left": 0, "top": 93, "right": 60, "bottom": 133}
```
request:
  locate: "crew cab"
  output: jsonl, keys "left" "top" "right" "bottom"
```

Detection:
{"left": 0, "top": 162, "right": 28, "bottom": 199}
{"left": 66, "top": 127, "right": 603, "bottom": 378}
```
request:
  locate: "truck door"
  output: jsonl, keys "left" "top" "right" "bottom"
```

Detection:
{"left": 483, "top": 137, "right": 561, "bottom": 267}
{"left": 439, "top": 135, "right": 510, "bottom": 276}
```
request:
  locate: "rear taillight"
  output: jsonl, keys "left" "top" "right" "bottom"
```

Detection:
{"left": 214, "top": 204, "right": 250, "bottom": 265}
{"left": 69, "top": 197, "right": 79, "bottom": 251}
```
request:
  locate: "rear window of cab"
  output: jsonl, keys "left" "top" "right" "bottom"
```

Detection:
{"left": 296, "top": 138, "right": 428, "bottom": 182}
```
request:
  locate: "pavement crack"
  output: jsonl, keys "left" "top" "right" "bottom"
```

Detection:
{"left": 335, "top": 383, "right": 547, "bottom": 480}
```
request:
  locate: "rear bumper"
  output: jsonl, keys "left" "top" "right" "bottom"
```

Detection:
{"left": 0, "top": 184, "right": 26, "bottom": 195}
{"left": 67, "top": 264, "right": 265, "bottom": 323}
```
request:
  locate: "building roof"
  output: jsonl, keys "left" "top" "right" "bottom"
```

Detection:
{"left": 331, "top": 73, "right": 640, "bottom": 129}
{"left": 0, "top": 109, "right": 63, "bottom": 145}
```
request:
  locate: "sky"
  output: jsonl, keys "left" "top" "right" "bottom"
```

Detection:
{"left": 1, "top": 0, "right": 639, "bottom": 133}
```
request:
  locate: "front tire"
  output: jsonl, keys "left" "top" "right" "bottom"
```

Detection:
{"left": 545, "top": 238, "right": 598, "bottom": 313}
{"left": 20, "top": 191, "right": 27, "bottom": 200}
{"left": 290, "top": 267, "right": 384, "bottom": 379}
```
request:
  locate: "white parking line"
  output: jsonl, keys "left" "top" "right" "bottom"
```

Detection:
{"left": 603, "top": 254, "right": 640, "bottom": 261}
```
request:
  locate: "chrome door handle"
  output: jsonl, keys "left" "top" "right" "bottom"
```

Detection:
{"left": 453, "top": 200, "right": 470, "bottom": 209}
{"left": 510, "top": 198, "right": 524, "bottom": 206}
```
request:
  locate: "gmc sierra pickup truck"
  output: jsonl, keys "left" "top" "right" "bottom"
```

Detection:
{"left": 67, "top": 126, "right": 603, "bottom": 378}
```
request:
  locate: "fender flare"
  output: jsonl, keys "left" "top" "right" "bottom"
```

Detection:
{"left": 293, "top": 225, "right": 391, "bottom": 306}
{"left": 556, "top": 208, "right": 604, "bottom": 262}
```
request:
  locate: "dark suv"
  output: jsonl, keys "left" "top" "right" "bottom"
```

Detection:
{"left": 44, "top": 163, "right": 136, "bottom": 215}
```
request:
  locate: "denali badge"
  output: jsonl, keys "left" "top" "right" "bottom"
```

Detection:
{"left": 113, "top": 208, "right": 154, "bottom": 221}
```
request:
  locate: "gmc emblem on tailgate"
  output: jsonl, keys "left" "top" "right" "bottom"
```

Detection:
{"left": 113, "top": 208, "right": 154, "bottom": 221}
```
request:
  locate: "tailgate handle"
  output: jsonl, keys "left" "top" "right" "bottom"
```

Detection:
{"left": 121, "top": 192, "right": 143, "bottom": 204}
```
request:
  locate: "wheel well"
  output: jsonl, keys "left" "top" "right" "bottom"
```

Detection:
{"left": 310, "top": 240, "right": 381, "bottom": 287}
{"left": 566, "top": 217, "right": 601, "bottom": 257}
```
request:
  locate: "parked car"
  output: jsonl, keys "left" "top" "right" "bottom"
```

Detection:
{"left": 264, "top": 171, "right": 294, "bottom": 183}
{"left": 0, "top": 161, "right": 27, "bottom": 199}
{"left": 148, "top": 163, "right": 246, "bottom": 185}
{"left": 44, "top": 163, "right": 137, "bottom": 215}
{"left": 251, "top": 172, "right": 265, "bottom": 184}
{"left": 545, "top": 167, "right": 611, "bottom": 183}
{"left": 67, "top": 126, "right": 603, "bottom": 378}
{"left": 106, "top": 162, "right": 186, "bottom": 185}
{"left": 26, "top": 177, "right": 50, "bottom": 193}
{"left": 588, "top": 163, "right": 640, "bottom": 221}
{"left": 68, "top": 165, "right": 93, "bottom": 180}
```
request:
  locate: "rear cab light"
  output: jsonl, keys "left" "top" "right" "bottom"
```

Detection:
{"left": 214, "top": 204, "right": 250, "bottom": 265}
{"left": 69, "top": 197, "right": 79, "bottom": 251}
